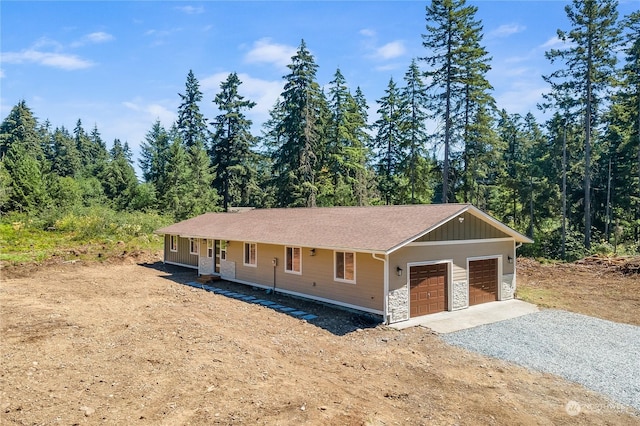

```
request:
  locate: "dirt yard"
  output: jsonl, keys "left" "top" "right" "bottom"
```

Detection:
{"left": 1, "top": 256, "right": 638, "bottom": 425}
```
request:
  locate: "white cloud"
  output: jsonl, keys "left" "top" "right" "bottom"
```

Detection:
{"left": 244, "top": 38, "right": 297, "bottom": 69}
{"left": 1, "top": 49, "right": 94, "bottom": 70}
{"left": 0, "top": 69, "right": 5, "bottom": 78}
{"left": 359, "top": 28, "right": 376, "bottom": 37}
{"left": 176, "top": 5, "right": 204, "bottom": 15}
{"left": 86, "top": 32, "right": 114, "bottom": 44}
{"left": 71, "top": 31, "right": 115, "bottom": 48}
{"left": 373, "top": 40, "right": 406, "bottom": 60}
{"left": 122, "top": 98, "right": 176, "bottom": 125}
{"left": 540, "top": 36, "right": 564, "bottom": 49}
{"left": 489, "top": 24, "right": 526, "bottom": 38}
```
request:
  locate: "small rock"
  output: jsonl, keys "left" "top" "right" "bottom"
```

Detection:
{"left": 300, "top": 404, "right": 306, "bottom": 411}
{"left": 206, "top": 386, "right": 215, "bottom": 392}
{"left": 80, "top": 406, "right": 95, "bottom": 416}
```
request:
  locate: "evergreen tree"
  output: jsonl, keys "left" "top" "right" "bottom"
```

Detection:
{"left": 87, "top": 124, "right": 109, "bottom": 177}
{"left": 371, "top": 78, "right": 407, "bottom": 205}
{"left": 401, "top": 59, "right": 434, "bottom": 204}
{"left": 422, "top": 0, "right": 483, "bottom": 203}
{"left": 458, "top": 16, "right": 495, "bottom": 204}
{"left": 211, "top": 72, "right": 257, "bottom": 211}
{"left": 162, "top": 137, "right": 193, "bottom": 220}
{"left": 271, "top": 40, "right": 326, "bottom": 207}
{"left": 1, "top": 142, "right": 49, "bottom": 213}
{"left": 50, "top": 126, "right": 82, "bottom": 177}
{"left": 617, "top": 11, "right": 640, "bottom": 244}
{"left": 0, "top": 100, "right": 43, "bottom": 161}
{"left": 74, "top": 119, "right": 93, "bottom": 173}
{"left": 324, "top": 69, "right": 370, "bottom": 206}
{"left": 186, "top": 140, "right": 219, "bottom": 216}
{"left": 101, "top": 139, "right": 139, "bottom": 210}
{"left": 177, "top": 70, "right": 208, "bottom": 149}
{"left": 543, "top": 0, "right": 621, "bottom": 248}
{"left": 139, "top": 120, "right": 171, "bottom": 201}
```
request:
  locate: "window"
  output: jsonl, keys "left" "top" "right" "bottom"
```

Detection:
{"left": 169, "top": 235, "right": 178, "bottom": 252}
{"left": 335, "top": 251, "right": 355, "bottom": 283}
{"left": 244, "top": 242, "right": 257, "bottom": 266}
{"left": 285, "top": 246, "right": 302, "bottom": 274}
{"left": 220, "top": 240, "right": 227, "bottom": 261}
{"left": 189, "top": 238, "right": 199, "bottom": 255}
{"left": 207, "top": 240, "right": 214, "bottom": 258}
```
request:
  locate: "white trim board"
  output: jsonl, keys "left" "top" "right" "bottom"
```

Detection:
{"left": 407, "top": 237, "right": 513, "bottom": 247}
{"left": 164, "top": 260, "right": 198, "bottom": 270}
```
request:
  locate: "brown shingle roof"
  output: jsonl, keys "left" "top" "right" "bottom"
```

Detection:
{"left": 155, "top": 204, "right": 531, "bottom": 253}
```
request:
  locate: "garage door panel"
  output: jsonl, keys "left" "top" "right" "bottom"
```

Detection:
{"left": 469, "top": 258, "right": 498, "bottom": 306}
{"left": 410, "top": 264, "right": 448, "bottom": 317}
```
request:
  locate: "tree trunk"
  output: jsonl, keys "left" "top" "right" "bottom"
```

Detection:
{"left": 605, "top": 156, "right": 612, "bottom": 242}
{"left": 442, "top": 23, "right": 453, "bottom": 204}
{"left": 561, "top": 120, "right": 567, "bottom": 260}
{"left": 584, "top": 36, "right": 593, "bottom": 249}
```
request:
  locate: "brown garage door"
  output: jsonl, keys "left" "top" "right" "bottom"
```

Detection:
{"left": 410, "top": 263, "right": 448, "bottom": 317}
{"left": 469, "top": 258, "right": 498, "bottom": 306}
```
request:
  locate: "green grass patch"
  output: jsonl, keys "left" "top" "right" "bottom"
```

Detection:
{"left": 515, "top": 285, "right": 557, "bottom": 308}
{"left": 0, "top": 208, "right": 172, "bottom": 265}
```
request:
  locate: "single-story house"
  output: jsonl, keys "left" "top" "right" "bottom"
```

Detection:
{"left": 155, "top": 204, "right": 533, "bottom": 325}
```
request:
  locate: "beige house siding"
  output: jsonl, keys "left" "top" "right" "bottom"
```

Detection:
{"left": 415, "top": 211, "right": 510, "bottom": 242}
{"left": 164, "top": 235, "right": 198, "bottom": 268}
{"left": 386, "top": 239, "right": 515, "bottom": 322}
{"left": 390, "top": 239, "right": 514, "bottom": 291}
{"left": 225, "top": 241, "right": 384, "bottom": 312}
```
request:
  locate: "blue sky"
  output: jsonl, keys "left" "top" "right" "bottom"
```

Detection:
{"left": 1, "top": 1, "right": 637, "bottom": 169}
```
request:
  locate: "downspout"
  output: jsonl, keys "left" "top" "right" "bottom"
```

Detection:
{"left": 372, "top": 253, "right": 389, "bottom": 324}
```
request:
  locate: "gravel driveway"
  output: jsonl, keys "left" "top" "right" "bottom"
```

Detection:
{"left": 442, "top": 310, "right": 640, "bottom": 412}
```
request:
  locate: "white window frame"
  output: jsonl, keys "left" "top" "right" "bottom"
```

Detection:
{"left": 334, "top": 251, "right": 356, "bottom": 284}
{"left": 169, "top": 235, "right": 178, "bottom": 252}
{"left": 244, "top": 242, "right": 257, "bottom": 267}
{"left": 189, "top": 238, "right": 199, "bottom": 255}
{"left": 284, "top": 246, "right": 302, "bottom": 275}
{"left": 207, "top": 239, "right": 214, "bottom": 258}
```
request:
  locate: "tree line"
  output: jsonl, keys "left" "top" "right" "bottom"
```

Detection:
{"left": 1, "top": 0, "right": 638, "bottom": 260}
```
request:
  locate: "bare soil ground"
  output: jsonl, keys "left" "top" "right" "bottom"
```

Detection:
{"left": 1, "top": 255, "right": 638, "bottom": 425}
{"left": 517, "top": 257, "right": 640, "bottom": 327}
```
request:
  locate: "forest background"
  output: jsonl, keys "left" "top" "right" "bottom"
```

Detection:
{"left": 1, "top": 0, "right": 639, "bottom": 264}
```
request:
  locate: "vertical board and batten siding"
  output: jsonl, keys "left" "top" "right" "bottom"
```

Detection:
{"left": 388, "top": 240, "right": 514, "bottom": 293}
{"left": 225, "top": 242, "right": 384, "bottom": 312}
{"left": 415, "top": 211, "right": 510, "bottom": 242}
{"left": 163, "top": 235, "right": 198, "bottom": 268}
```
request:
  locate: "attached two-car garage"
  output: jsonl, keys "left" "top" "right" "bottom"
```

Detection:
{"left": 409, "top": 258, "right": 499, "bottom": 318}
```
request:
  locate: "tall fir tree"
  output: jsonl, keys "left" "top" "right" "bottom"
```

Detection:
{"left": 101, "top": 139, "right": 139, "bottom": 210}
{"left": 422, "top": 0, "right": 483, "bottom": 203}
{"left": 162, "top": 134, "right": 193, "bottom": 220}
{"left": 211, "top": 72, "right": 257, "bottom": 211}
{"left": 372, "top": 78, "right": 407, "bottom": 205}
{"left": 177, "top": 70, "right": 209, "bottom": 149}
{"left": 0, "top": 100, "right": 44, "bottom": 161}
{"left": 401, "top": 59, "right": 434, "bottom": 204}
{"left": 50, "top": 126, "right": 82, "bottom": 177}
{"left": 324, "top": 69, "right": 370, "bottom": 206}
{"left": 543, "top": 0, "right": 621, "bottom": 248}
{"left": 139, "top": 120, "right": 171, "bottom": 201}
{"left": 271, "top": 40, "right": 326, "bottom": 207}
